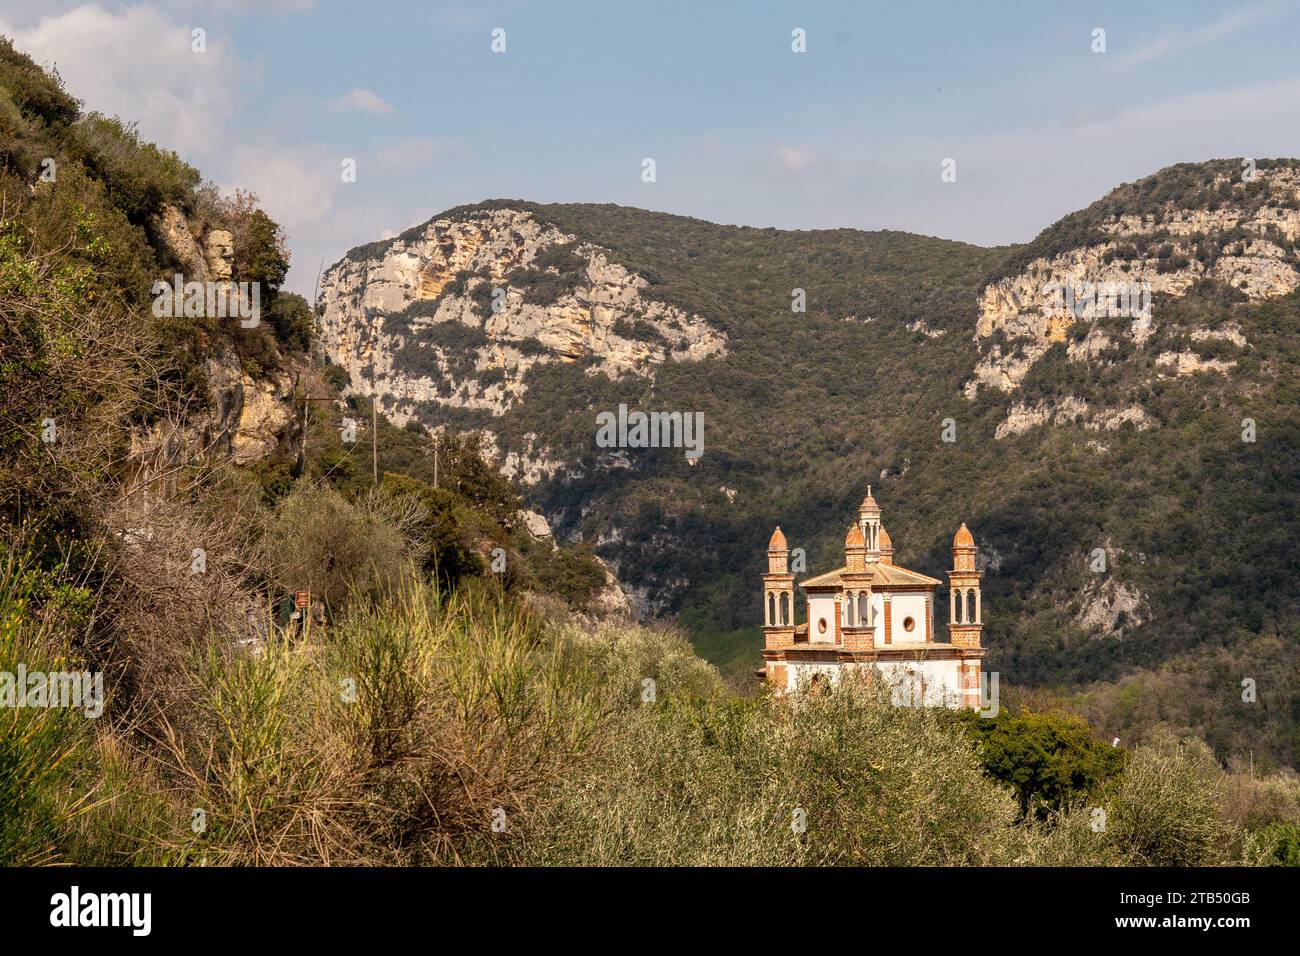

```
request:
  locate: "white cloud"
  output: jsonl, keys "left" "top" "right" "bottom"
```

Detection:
{"left": 0, "top": 3, "right": 236, "bottom": 159}
{"left": 775, "top": 146, "right": 816, "bottom": 172}
{"left": 221, "top": 141, "right": 339, "bottom": 235}
{"left": 1120, "top": 2, "right": 1292, "bottom": 67}
{"left": 328, "top": 88, "right": 395, "bottom": 115}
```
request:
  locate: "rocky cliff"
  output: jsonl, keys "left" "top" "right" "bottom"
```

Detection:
{"left": 317, "top": 207, "right": 727, "bottom": 423}
{"left": 967, "top": 165, "right": 1300, "bottom": 425}
{"left": 138, "top": 205, "right": 304, "bottom": 472}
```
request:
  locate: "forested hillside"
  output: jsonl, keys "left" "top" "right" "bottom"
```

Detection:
{"left": 320, "top": 167, "right": 1300, "bottom": 770}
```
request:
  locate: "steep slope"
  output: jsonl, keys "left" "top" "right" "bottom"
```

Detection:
{"left": 318, "top": 163, "right": 1300, "bottom": 767}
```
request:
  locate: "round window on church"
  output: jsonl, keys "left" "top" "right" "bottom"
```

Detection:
{"left": 817, "top": 618, "right": 827, "bottom": 635}
{"left": 902, "top": 616, "right": 916, "bottom": 633}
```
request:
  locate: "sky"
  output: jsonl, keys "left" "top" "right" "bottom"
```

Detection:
{"left": 3, "top": 0, "right": 1299, "bottom": 296}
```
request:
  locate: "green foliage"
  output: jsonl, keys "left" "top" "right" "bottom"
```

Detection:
{"left": 235, "top": 207, "right": 290, "bottom": 289}
{"left": 0, "top": 551, "right": 169, "bottom": 866}
{"left": 950, "top": 708, "right": 1128, "bottom": 818}
{"left": 379, "top": 472, "right": 484, "bottom": 588}
{"left": 1257, "top": 822, "right": 1300, "bottom": 866}
{"left": 67, "top": 114, "right": 201, "bottom": 225}
{"left": 517, "top": 537, "right": 608, "bottom": 611}
{"left": 0, "top": 36, "right": 79, "bottom": 129}
{"left": 261, "top": 484, "right": 420, "bottom": 615}
{"left": 266, "top": 291, "right": 313, "bottom": 353}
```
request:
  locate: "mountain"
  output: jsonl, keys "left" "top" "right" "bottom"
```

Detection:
{"left": 318, "top": 161, "right": 1300, "bottom": 767}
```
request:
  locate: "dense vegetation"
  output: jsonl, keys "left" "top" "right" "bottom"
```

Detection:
{"left": 7, "top": 553, "right": 1299, "bottom": 867}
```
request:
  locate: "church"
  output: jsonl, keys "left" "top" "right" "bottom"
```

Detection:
{"left": 759, "top": 488, "right": 985, "bottom": 708}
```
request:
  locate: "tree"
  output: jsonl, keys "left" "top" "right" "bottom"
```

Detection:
{"left": 955, "top": 709, "right": 1128, "bottom": 819}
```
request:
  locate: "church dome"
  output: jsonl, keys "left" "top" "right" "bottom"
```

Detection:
{"left": 845, "top": 523, "right": 865, "bottom": 548}
{"left": 953, "top": 523, "right": 975, "bottom": 548}
{"left": 878, "top": 524, "right": 892, "bottom": 550}
{"left": 768, "top": 526, "right": 788, "bottom": 550}
{"left": 859, "top": 485, "right": 880, "bottom": 514}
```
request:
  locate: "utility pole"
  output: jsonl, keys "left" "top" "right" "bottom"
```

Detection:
{"left": 362, "top": 340, "right": 380, "bottom": 487}
{"left": 298, "top": 391, "right": 335, "bottom": 476}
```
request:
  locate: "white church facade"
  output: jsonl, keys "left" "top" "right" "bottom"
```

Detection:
{"left": 759, "top": 488, "right": 986, "bottom": 709}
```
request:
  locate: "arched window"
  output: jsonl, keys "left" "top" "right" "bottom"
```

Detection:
{"left": 845, "top": 595, "right": 854, "bottom": 627}
{"left": 858, "top": 592, "right": 870, "bottom": 626}
{"left": 780, "top": 592, "right": 791, "bottom": 626}
{"left": 767, "top": 592, "right": 775, "bottom": 626}
{"left": 966, "top": 589, "right": 976, "bottom": 626}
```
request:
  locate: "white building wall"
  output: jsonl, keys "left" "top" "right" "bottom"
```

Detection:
{"left": 807, "top": 594, "right": 837, "bottom": 643}
{"left": 874, "top": 659, "right": 963, "bottom": 707}
{"left": 888, "top": 592, "right": 929, "bottom": 644}
{"left": 783, "top": 659, "right": 965, "bottom": 708}
{"left": 783, "top": 661, "right": 845, "bottom": 692}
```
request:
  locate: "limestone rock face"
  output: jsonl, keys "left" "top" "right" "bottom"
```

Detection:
{"left": 133, "top": 207, "right": 301, "bottom": 473}
{"left": 589, "top": 560, "right": 634, "bottom": 618}
{"left": 1077, "top": 578, "right": 1147, "bottom": 638}
{"left": 315, "top": 208, "right": 728, "bottom": 427}
{"left": 994, "top": 397, "right": 1150, "bottom": 440}
{"left": 153, "top": 204, "right": 209, "bottom": 282}
{"left": 205, "top": 346, "right": 297, "bottom": 464}
{"left": 205, "top": 229, "right": 234, "bottom": 281}
{"left": 129, "top": 340, "right": 301, "bottom": 476}
{"left": 966, "top": 167, "right": 1300, "bottom": 401}
{"left": 516, "top": 508, "right": 552, "bottom": 541}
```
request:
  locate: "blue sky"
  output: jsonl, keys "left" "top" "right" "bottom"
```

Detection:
{"left": 4, "top": 0, "right": 1300, "bottom": 295}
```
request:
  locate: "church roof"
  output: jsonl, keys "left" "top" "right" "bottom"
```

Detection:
{"left": 953, "top": 523, "right": 975, "bottom": 548}
{"left": 768, "top": 526, "right": 788, "bottom": 550}
{"left": 800, "top": 562, "right": 942, "bottom": 589}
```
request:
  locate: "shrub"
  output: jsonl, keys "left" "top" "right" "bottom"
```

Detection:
{"left": 518, "top": 668, "right": 1031, "bottom": 866}
{"left": 261, "top": 484, "right": 423, "bottom": 615}
{"left": 1103, "top": 729, "right": 1240, "bottom": 865}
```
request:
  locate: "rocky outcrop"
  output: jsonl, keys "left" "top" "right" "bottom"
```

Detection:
{"left": 316, "top": 208, "right": 728, "bottom": 423}
{"left": 966, "top": 168, "right": 1299, "bottom": 401}
{"left": 135, "top": 205, "right": 302, "bottom": 472}
{"left": 516, "top": 508, "right": 552, "bottom": 541}
{"left": 513, "top": 506, "right": 632, "bottom": 617}
{"left": 1154, "top": 351, "right": 1236, "bottom": 377}
{"left": 995, "top": 397, "right": 1151, "bottom": 439}
{"left": 995, "top": 397, "right": 1089, "bottom": 439}
{"left": 1077, "top": 578, "right": 1146, "bottom": 638}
